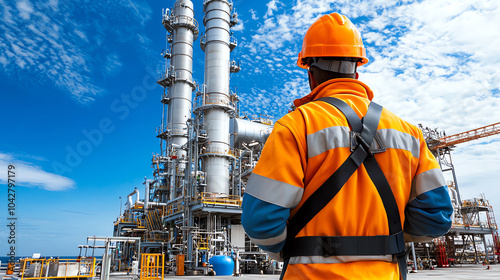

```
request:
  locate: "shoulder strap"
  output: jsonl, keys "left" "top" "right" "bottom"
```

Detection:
{"left": 287, "top": 97, "right": 382, "bottom": 240}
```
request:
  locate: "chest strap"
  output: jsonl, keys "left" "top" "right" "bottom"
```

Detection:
{"left": 281, "top": 97, "right": 407, "bottom": 280}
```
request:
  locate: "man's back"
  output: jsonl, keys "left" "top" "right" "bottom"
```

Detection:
{"left": 242, "top": 78, "right": 452, "bottom": 279}
{"left": 242, "top": 12, "right": 452, "bottom": 279}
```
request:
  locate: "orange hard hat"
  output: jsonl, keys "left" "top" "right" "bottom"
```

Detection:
{"left": 297, "top": 13, "right": 368, "bottom": 69}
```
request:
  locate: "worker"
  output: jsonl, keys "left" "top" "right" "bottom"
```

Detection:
{"left": 241, "top": 12, "right": 453, "bottom": 280}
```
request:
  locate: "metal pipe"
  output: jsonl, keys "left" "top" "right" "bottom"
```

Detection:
{"left": 144, "top": 180, "right": 150, "bottom": 211}
{"left": 162, "top": 0, "right": 198, "bottom": 201}
{"left": 168, "top": 0, "right": 196, "bottom": 154}
{"left": 148, "top": 202, "right": 168, "bottom": 207}
{"left": 126, "top": 188, "right": 140, "bottom": 210}
{"left": 411, "top": 242, "right": 417, "bottom": 272}
{"left": 230, "top": 118, "right": 273, "bottom": 147}
{"left": 483, "top": 235, "right": 489, "bottom": 264}
{"left": 202, "top": 0, "right": 235, "bottom": 194}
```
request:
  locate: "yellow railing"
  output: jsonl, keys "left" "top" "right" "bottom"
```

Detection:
{"left": 132, "top": 202, "right": 144, "bottom": 209}
{"left": 462, "top": 198, "right": 490, "bottom": 207}
{"left": 19, "top": 258, "right": 96, "bottom": 279}
{"left": 165, "top": 200, "right": 184, "bottom": 216}
{"left": 115, "top": 217, "right": 145, "bottom": 228}
{"left": 196, "top": 236, "right": 210, "bottom": 250}
{"left": 140, "top": 254, "right": 164, "bottom": 280}
{"left": 198, "top": 192, "right": 241, "bottom": 206}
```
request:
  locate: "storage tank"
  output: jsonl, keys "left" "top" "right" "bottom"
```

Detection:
{"left": 209, "top": 255, "right": 234, "bottom": 276}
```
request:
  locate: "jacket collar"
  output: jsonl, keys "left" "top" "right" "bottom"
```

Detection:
{"left": 293, "top": 78, "right": 374, "bottom": 108}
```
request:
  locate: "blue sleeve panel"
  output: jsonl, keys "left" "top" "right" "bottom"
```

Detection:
{"left": 259, "top": 240, "right": 286, "bottom": 253}
{"left": 242, "top": 193, "right": 290, "bottom": 253}
{"left": 404, "top": 186, "right": 453, "bottom": 237}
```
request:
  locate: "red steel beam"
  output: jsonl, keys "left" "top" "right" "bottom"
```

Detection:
{"left": 432, "top": 122, "right": 500, "bottom": 150}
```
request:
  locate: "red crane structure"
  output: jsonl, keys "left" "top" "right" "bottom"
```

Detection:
{"left": 428, "top": 122, "right": 500, "bottom": 150}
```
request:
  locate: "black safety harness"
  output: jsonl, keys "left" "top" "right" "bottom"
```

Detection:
{"left": 281, "top": 97, "right": 407, "bottom": 280}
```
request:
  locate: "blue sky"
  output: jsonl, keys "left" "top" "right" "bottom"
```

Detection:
{"left": 1, "top": 0, "right": 499, "bottom": 256}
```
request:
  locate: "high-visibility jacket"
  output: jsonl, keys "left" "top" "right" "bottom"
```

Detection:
{"left": 241, "top": 78, "right": 453, "bottom": 279}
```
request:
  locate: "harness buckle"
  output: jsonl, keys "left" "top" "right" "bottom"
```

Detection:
{"left": 350, "top": 131, "right": 386, "bottom": 155}
{"left": 350, "top": 132, "right": 372, "bottom": 155}
{"left": 320, "top": 237, "right": 336, "bottom": 258}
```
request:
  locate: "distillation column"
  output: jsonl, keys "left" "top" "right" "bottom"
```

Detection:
{"left": 201, "top": 0, "right": 238, "bottom": 194}
{"left": 160, "top": 0, "right": 198, "bottom": 200}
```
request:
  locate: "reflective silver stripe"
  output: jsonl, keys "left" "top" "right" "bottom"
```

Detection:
{"left": 250, "top": 227, "right": 287, "bottom": 246}
{"left": 289, "top": 254, "right": 393, "bottom": 265}
{"left": 377, "top": 129, "right": 420, "bottom": 158}
{"left": 307, "top": 127, "right": 420, "bottom": 159}
{"left": 246, "top": 173, "right": 303, "bottom": 208}
{"left": 409, "top": 168, "right": 446, "bottom": 202}
{"left": 307, "top": 126, "right": 350, "bottom": 158}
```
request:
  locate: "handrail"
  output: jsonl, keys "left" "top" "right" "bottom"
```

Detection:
{"left": 19, "top": 258, "right": 96, "bottom": 280}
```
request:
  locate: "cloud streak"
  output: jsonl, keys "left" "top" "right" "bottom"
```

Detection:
{"left": 0, "top": 152, "right": 75, "bottom": 191}
{"left": 0, "top": 0, "right": 152, "bottom": 104}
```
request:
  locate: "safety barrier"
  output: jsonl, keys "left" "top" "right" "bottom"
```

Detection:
{"left": 462, "top": 198, "right": 490, "bottom": 207}
{"left": 115, "top": 217, "right": 145, "bottom": 229}
{"left": 197, "top": 192, "right": 241, "bottom": 207}
{"left": 165, "top": 200, "right": 185, "bottom": 217}
{"left": 195, "top": 235, "right": 211, "bottom": 250}
{"left": 19, "top": 258, "right": 96, "bottom": 279}
{"left": 140, "top": 254, "right": 164, "bottom": 280}
{"left": 249, "top": 114, "right": 273, "bottom": 125}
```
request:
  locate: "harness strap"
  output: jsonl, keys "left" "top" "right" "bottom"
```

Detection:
{"left": 285, "top": 232, "right": 405, "bottom": 258}
{"left": 281, "top": 97, "right": 407, "bottom": 280}
{"left": 286, "top": 97, "right": 370, "bottom": 240}
{"left": 286, "top": 145, "right": 368, "bottom": 240}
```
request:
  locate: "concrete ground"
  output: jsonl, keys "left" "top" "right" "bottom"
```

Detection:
{"left": 2, "top": 264, "right": 499, "bottom": 280}
{"left": 157, "top": 264, "right": 500, "bottom": 279}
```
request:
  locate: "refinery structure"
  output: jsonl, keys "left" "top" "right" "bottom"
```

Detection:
{"left": 113, "top": 0, "right": 275, "bottom": 275}
{"left": 1, "top": 1, "right": 500, "bottom": 280}
{"left": 108, "top": 0, "right": 500, "bottom": 276}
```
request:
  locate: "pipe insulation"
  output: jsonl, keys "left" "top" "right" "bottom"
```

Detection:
{"left": 164, "top": 0, "right": 197, "bottom": 159}
{"left": 202, "top": 0, "right": 234, "bottom": 194}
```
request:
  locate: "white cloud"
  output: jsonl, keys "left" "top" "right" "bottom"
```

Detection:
{"left": 359, "top": 0, "right": 500, "bottom": 135}
{"left": 0, "top": 0, "right": 153, "bottom": 104}
{"left": 264, "top": 0, "right": 279, "bottom": 18}
{"left": 232, "top": 20, "right": 245, "bottom": 32}
{"left": 105, "top": 53, "right": 122, "bottom": 75}
{"left": 0, "top": 152, "right": 75, "bottom": 191}
{"left": 238, "top": 0, "right": 500, "bottom": 130}
{"left": 16, "top": 0, "right": 34, "bottom": 20}
{"left": 250, "top": 9, "right": 259, "bottom": 20}
{"left": 234, "top": 0, "right": 500, "bottom": 219}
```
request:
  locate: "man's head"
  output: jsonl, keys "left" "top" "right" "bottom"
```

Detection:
{"left": 297, "top": 13, "right": 368, "bottom": 90}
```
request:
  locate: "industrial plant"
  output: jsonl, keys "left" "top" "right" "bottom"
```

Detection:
{"left": 108, "top": 0, "right": 500, "bottom": 276}
{"left": 113, "top": 0, "right": 276, "bottom": 275}
{"left": 4, "top": 0, "right": 500, "bottom": 279}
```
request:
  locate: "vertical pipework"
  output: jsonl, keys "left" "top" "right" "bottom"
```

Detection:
{"left": 201, "top": 0, "right": 237, "bottom": 194}
{"left": 161, "top": 0, "right": 198, "bottom": 199}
